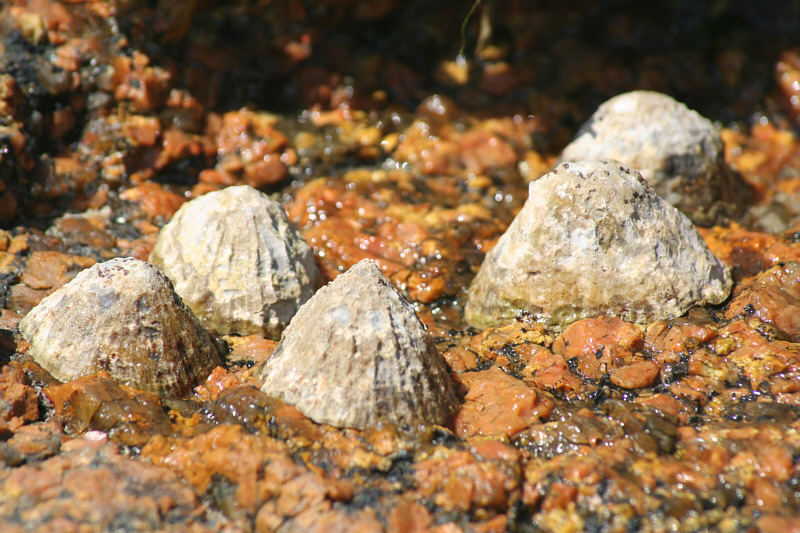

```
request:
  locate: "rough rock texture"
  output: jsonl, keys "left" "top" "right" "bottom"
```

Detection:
{"left": 150, "top": 185, "right": 322, "bottom": 338}
{"left": 19, "top": 257, "right": 221, "bottom": 396}
{"left": 559, "top": 90, "right": 739, "bottom": 225}
{"left": 465, "top": 160, "right": 732, "bottom": 330}
{"left": 258, "top": 259, "right": 459, "bottom": 429}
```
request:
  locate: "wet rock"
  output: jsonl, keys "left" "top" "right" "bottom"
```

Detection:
{"left": 609, "top": 360, "right": 660, "bottom": 389}
{"left": 43, "top": 373, "right": 173, "bottom": 447}
{"left": 0, "top": 362, "right": 39, "bottom": 436}
{"left": 465, "top": 160, "right": 732, "bottom": 330}
{"left": 150, "top": 185, "right": 322, "bottom": 338}
{"left": 413, "top": 445, "right": 520, "bottom": 512}
{"left": 559, "top": 90, "right": 741, "bottom": 225}
{"left": 258, "top": 259, "right": 459, "bottom": 429}
{"left": 0, "top": 435, "right": 215, "bottom": 531}
{"left": 0, "top": 310, "right": 18, "bottom": 359}
{"left": 453, "top": 366, "right": 553, "bottom": 438}
{"left": 726, "top": 262, "right": 800, "bottom": 340}
{"left": 552, "top": 317, "right": 644, "bottom": 381}
{"left": 0, "top": 420, "right": 63, "bottom": 465}
{"left": 19, "top": 257, "right": 221, "bottom": 396}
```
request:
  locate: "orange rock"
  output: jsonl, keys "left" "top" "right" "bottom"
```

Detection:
{"left": 194, "top": 366, "right": 241, "bottom": 402}
{"left": 406, "top": 270, "right": 445, "bottom": 303}
{"left": 458, "top": 128, "right": 518, "bottom": 173}
{"left": 552, "top": 317, "right": 644, "bottom": 380}
{"left": 726, "top": 262, "right": 800, "bottom": 338}
{"left": 385, "top": 501, "right": 433, "bottom": 533}
{"left": 143, "top": 424, "right": 291, "bottom": 513}
{"left": 756, "top": 514, "right": 800, "bottom": 533}
{"left": 123, "top": 115, "right": 161, "bottom": 146}
{"left": 453, "top": 366, "right": 553, "bottom": 438}
{"left": 0, "top": 363, "right": 39, "bottom": 435}
{"left": 20, "top": 250, "right": 95, "bottom": 291}
{"left": 8, "top": 284, "right": 53, "bottom": 315}
{"left": 414, "top": 447, "right": 519, "bottom": 512}
{"left": 609, "top": 360, "right": 660, "bottom": 389}
{"left": 540, "top": 481, "right": 577, "bottom": 512}
{"left": 518, "top": 344, "right": 585, "bottom": 396}
{"left": 243, "top": 154, "right": 287, "bottom": 188}
{"left": 468, "top": 438, "right": 520, "bottom": 464}
{"left": 119, "top": 181, "right": 186, "bottom": 220}
{"left": 645, "top": 318, "right": 718, "bottom": 355}
{"left": 43, "top": 373, "right": 172, "bottom": 447}
{"left": 441, "top": 345, "right": 479, "bottom": 372}
{"left": 224, "top": 335, "right": 278, "bottom": 364}
{"left": 53, "top": 216, "right": 115, "bottom": 249}
{"left": 719, "top": 319, "right": 800, "bottom": 385}
{"left": 634, "top": 393, "right": 685, "bottom": 420}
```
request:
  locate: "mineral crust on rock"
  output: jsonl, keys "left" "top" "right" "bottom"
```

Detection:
{"left": 149, "top": 185, "right": 322, "bottom": 338}
{"left": 465, "top": 160, "right": 733, "bottom": 330}
{"left": 19, "top": 257, "right": 221, "bottom": 396}
{"left": 258, "top": 259, "right": 459, "bottom": 429}
{"left": 559, "top": 90, "right": 739, "bottom": 225}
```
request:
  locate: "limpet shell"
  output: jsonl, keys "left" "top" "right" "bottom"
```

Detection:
{"left": 19, "top": 257, "right": 221, "bottom": 396}
{"left": 465, "top": 160, "right": 732, "bottom": 330}
{"left": 258, "top": 259, "right": 459, "bottom": 429}
{"left": 149, "top": 185, "right": 322, "bottom": 338}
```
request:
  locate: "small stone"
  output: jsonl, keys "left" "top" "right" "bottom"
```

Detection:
{"left": 465, "top": 160, "right": 733, "bottom": 330}
{"left": 258, "top": 259, "right": 459, "bottom": 429}
{"left": 609, "top": 360, "right": 660, "bottom": 389}
{"left": 453, "top": 366, "right": 553, "bottom": 438}
{"left": 559, "top": 90, "right": 741, "bottom": 225}
{"left": 19, "top": 257, "right": 221, "bottom": 396}
{"left": 150, "top": 185, "right": 321, "bottom": 338}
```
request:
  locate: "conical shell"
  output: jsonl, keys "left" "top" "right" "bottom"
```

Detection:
{"left": 19, "top": 257, "right": 221, "bottom": 396}
{"left": 465, "top": 160, "right": 732, "bottom": 330}
{"left": 258, "top": 259, "right": 459, "bottom": 429}
{"left": 559, "top": 91, "right": 738, "bottom": 225}
{"left": 149, "top": 185, "right": 322, "bottom": 338}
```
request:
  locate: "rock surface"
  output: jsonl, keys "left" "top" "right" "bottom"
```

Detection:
{"left": 465, "top": 160, "right": 733, "bottom": 330}
{"left": 19, "top": 257, "right": 221, "bottom": 396}
{"left": 149, "top": 185, "right": 322, "bottom": 338}
{"left": 258, "top": 259, "right": 459, "bottom": 429}
{"left": 559, "top": 90, "right": 739, "bottom": 225}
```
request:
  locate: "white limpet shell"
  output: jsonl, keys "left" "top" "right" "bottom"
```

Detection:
{"left": 258, "top": 259, "right": 459, "bottom": 429}
{"left": 149, "top": 185, "right": 322, "bottom": 339}
{"left": 19, "top": 257, "right": 222, "bottom": 396}
{"left": 465, "top": 160, "right": 733, "bottom": 330}
{"left": 559, "top": 90, "right": 742, "bottom": 225}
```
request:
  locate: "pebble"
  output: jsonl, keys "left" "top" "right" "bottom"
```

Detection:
{"left": 149, "top": 185, "right": 322, "bottom": 338}
{"left": 19, "top": 257, "right": 221, "bottom": 396}
{"left": 258, "top": 259, "right": 459, "bottom": 429}
{"left": 465, "top": 160, "right": 733, "bottom": 330}
{"left": 559, "top": 90, "right": 739, "bottom": 225}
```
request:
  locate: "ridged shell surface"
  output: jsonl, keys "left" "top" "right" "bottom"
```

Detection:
{"left": 19, "top": 257, "right": 221, "bottom": 396}
{"left": 149, "top": 185, "right": 322, "bottom": 338}
{"left": 465, "top": 160, "right": 733, "bottom": 330}
{"left": 559, "top": 90, "right": 740, "bottom": 225}
{"left": 258, "top": 259, "right": 459, "bottom": 429}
